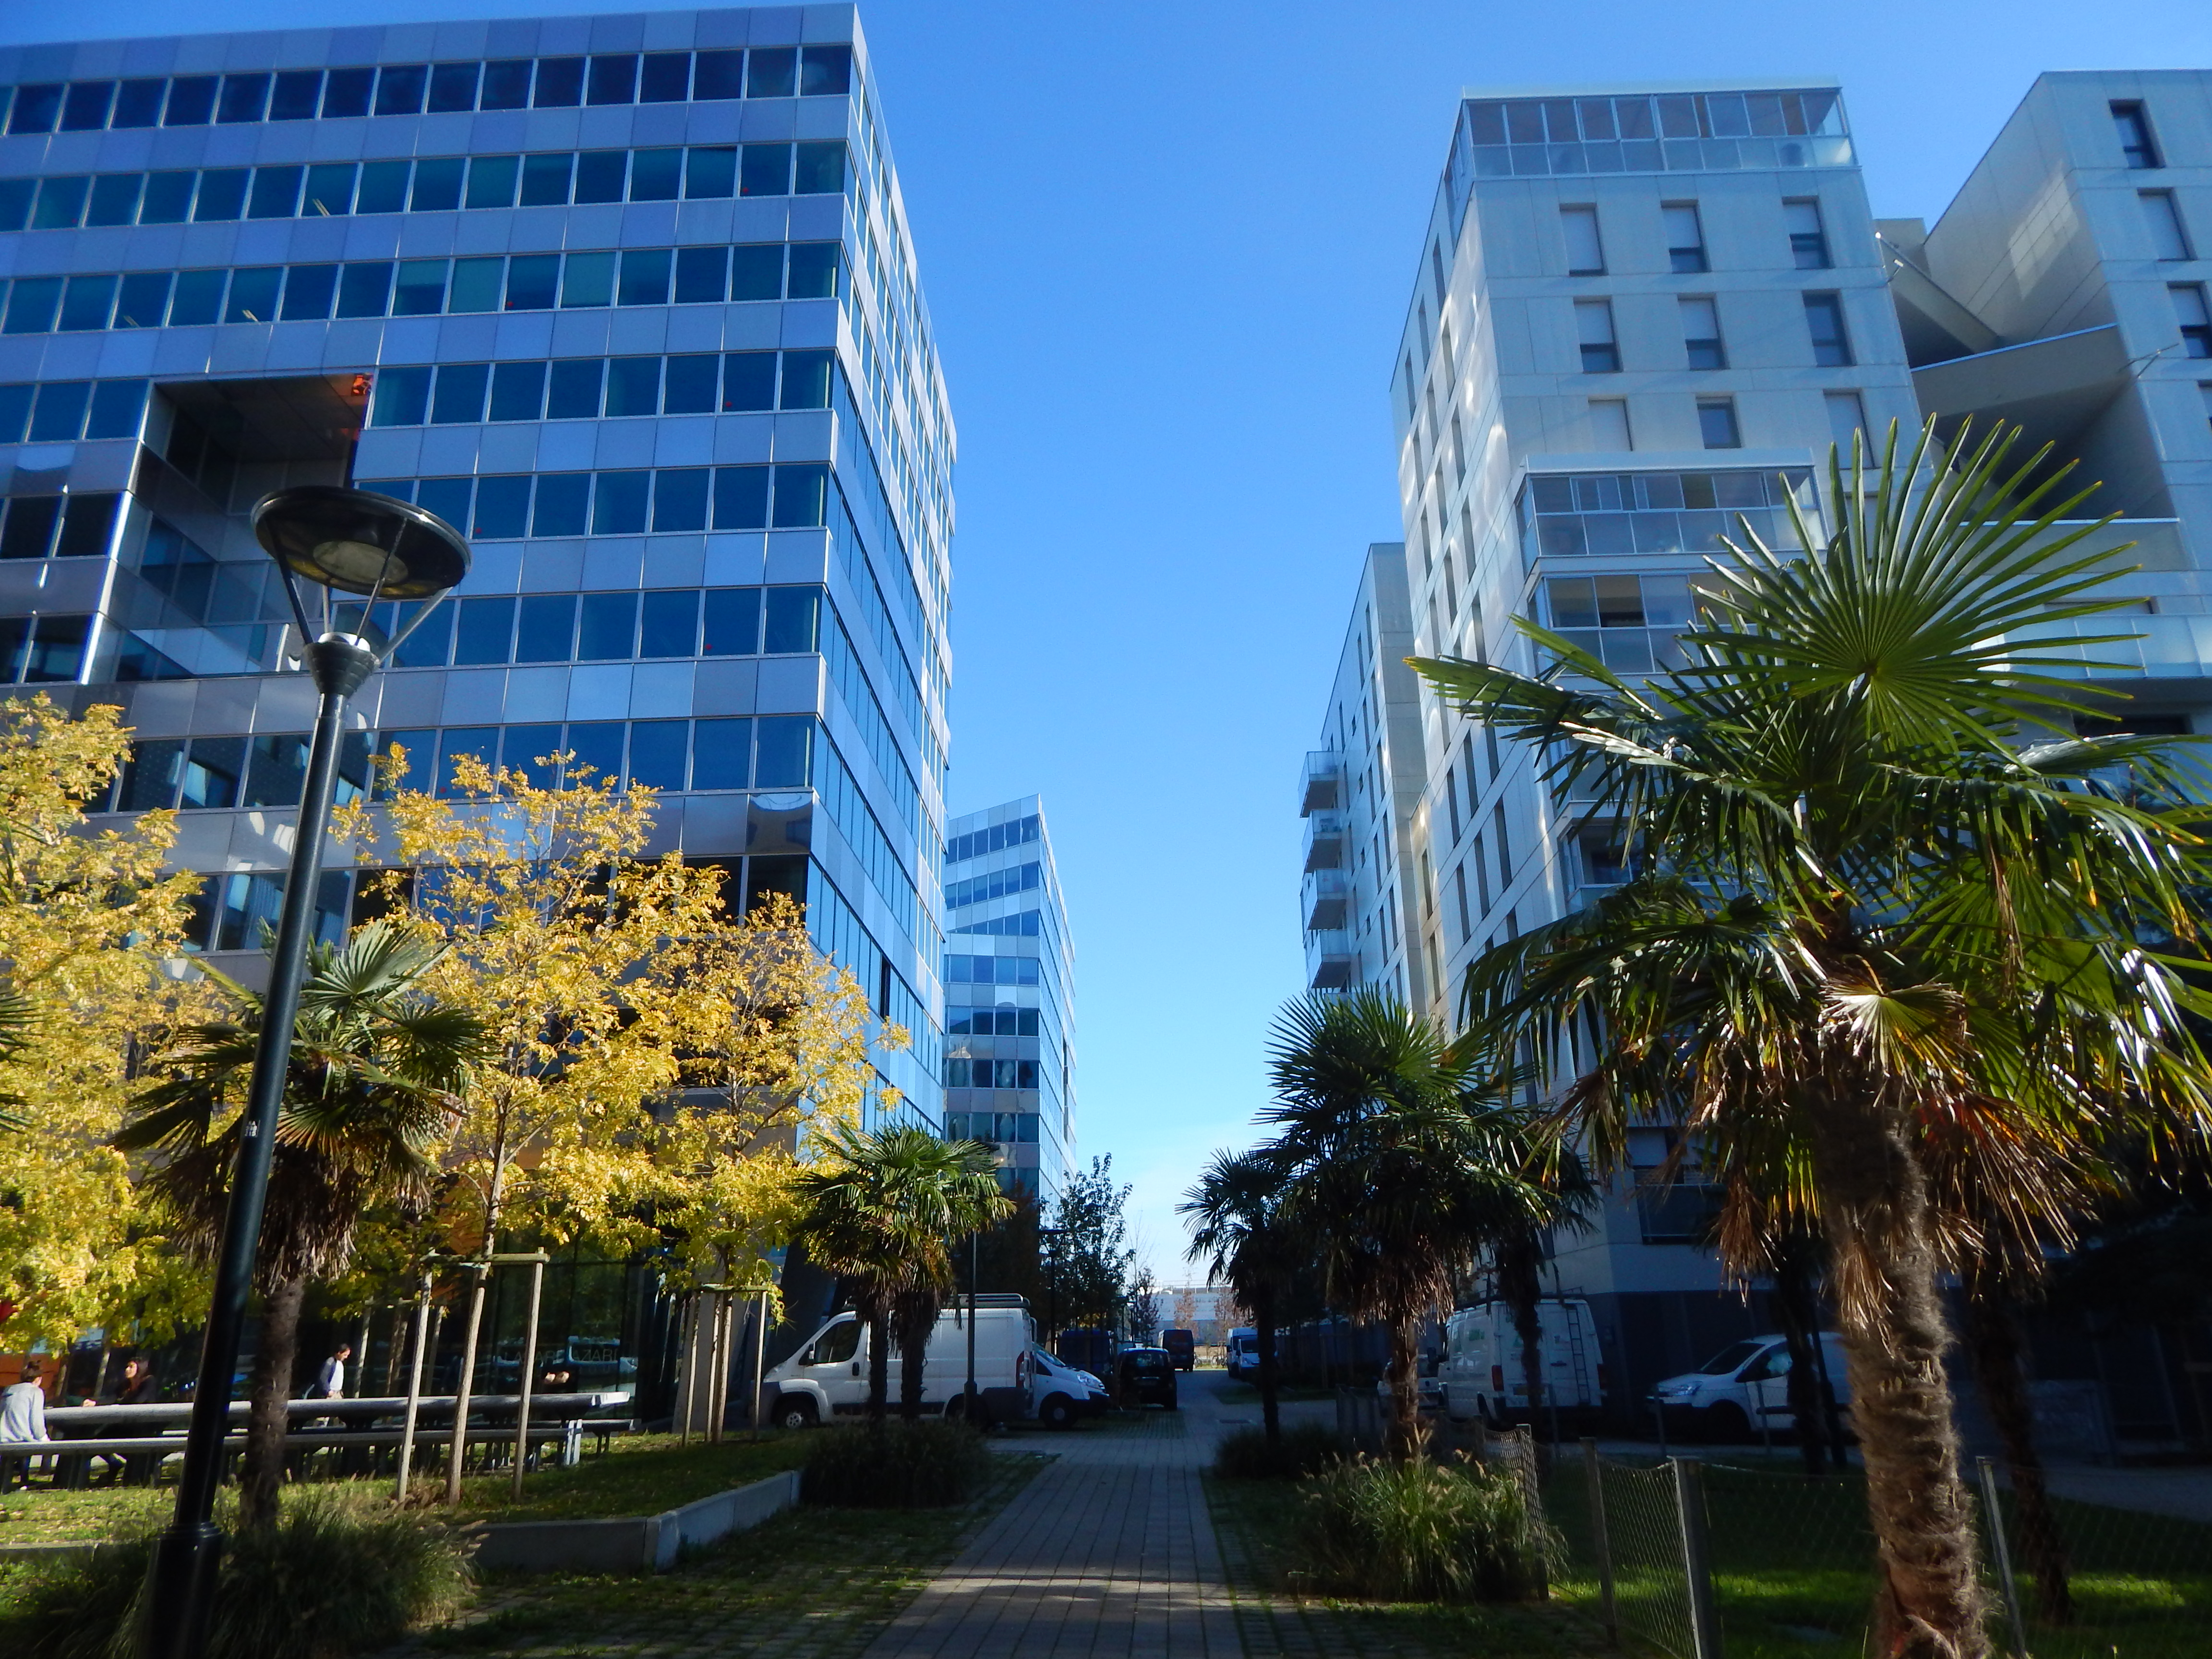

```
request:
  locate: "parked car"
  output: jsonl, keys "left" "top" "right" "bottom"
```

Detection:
{"left": 1440, "top": 1298, "right": 1604, "bottom": 1427}
{"left": 1030, "top": 1344, "right": 1111, "bottom": 1427}
{"left": 1649, "top": 1333, "right": 1851, "bottom": 1442}
{"left": 1116, "top": 1346, "right": 1179, "bottom": 1409}
{"left": 1162, "top": 1330, "right": 1195, "bottom": 1371}
{"left": 1225, "top": 1327, "right": 1259, "bottom": 1380}
{"left": 765, "top": 1297, "right": 1075, "bottom": 1429}
{"left": 1372, "top": 1350, "right": 1445, "bottom": 1412}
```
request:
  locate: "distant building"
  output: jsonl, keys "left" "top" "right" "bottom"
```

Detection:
{"left": 940, "top": 795, "right": 1074, "bottom": 1200}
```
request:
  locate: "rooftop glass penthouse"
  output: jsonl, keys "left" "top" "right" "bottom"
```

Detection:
{"left": 0, "top": 5, "right": 954, "bottom": 1125}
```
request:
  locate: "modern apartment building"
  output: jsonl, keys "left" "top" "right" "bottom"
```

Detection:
{"left": 0, "top": 7, "right": 953, "bottom": 1147}
{"left": 1367, "top": 78, "right": 1927, "bottom": 1411}
{"left": 1297, "top": 541, "right": 1430, "bottom": 1008}
{"left": 940, "top": 795, "right": 1075, "bottom": 1201}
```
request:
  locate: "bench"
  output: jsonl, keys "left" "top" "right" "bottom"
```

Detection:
{"left": 1, "top": 1423, "right": 595, "bottom": 1491}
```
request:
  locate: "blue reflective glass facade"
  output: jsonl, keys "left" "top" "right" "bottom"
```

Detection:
{"left": 0, "top": 7, "right": 954, "bottom": 1124}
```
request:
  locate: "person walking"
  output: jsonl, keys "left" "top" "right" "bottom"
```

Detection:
{"left": 1, "top": 1358, "right": 53, "bottom": 1491}
{"left": 307, "top": 1341, "right": 352, "bottom": 1401}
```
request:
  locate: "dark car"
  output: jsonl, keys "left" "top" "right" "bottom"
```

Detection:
{"left": 1117, "top": 1346, "right": 1178, "bottom": 1410}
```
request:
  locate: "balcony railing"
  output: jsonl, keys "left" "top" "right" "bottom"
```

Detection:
{"left": 1305, "top": 928, "right": 1354, "bottom": 991}
{"left": 1302, "top": 810, "right": 1346, "bottom": 873}
{"left": 1301, "top": 750, "right": 1344, "bottom": 816}
{"left": 1303, "top": 867, "right": 1349, "bottom": 932}
{"left": 1998, "top": 613, "right": 2212, "bottom": 681}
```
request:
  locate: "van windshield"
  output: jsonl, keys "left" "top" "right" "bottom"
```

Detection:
{"left": 1696, "top": 1339, "right": 1767, "bottom": 1376}
{"left": 808, "top": 1321, "right": 861, "bottom": 1365}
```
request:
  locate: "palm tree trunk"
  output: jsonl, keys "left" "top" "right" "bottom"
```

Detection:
{"left": 1497, "top": 1232, "right": 1546, "bottom": 1433}
{"left": 1810, "top": 1091, "right": 1988, "bottom": 1659}
{"left": 1771, "top": 1233, "right": 1831, "bottom": 1478}
{"left": 895, "top": 1290, "right": 936, "bottom": 1423}
{"left": 1253, "top": 1287, "right": 1282, "bottom": 1450}
{"left": 1963, "top": 1288, "right": 2073, "bottom": 1624}
{"left": 866, "top": 1307, "right": 891, "bottom": 1425}
{"left": 1383, "top": 1313, "right": 1423, "bottom": 1461}
{"left": 240, "top": 1275, "right": 307, "bottom": 1529}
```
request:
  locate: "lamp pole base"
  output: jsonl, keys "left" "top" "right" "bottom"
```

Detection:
{"left": 137, "top": 1523, "right": 224, "bottom": 1659}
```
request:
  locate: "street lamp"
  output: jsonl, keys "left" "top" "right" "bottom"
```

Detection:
{"left": 139, "top": 486, "right": 468, "bottom": 1659}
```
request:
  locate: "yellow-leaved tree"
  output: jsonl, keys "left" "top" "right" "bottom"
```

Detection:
{"left": 341, "top": 748, "right": 902, "bottom": 1489}
{"left": 0, "top": 697, "right": 211, "bottom": 1352}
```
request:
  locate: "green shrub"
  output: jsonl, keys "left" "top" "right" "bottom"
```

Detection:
{"left": 800, "top": 1420, "right": 991, "bottom": 1508}
{"left": 1213, "top": 1419, "right": 1345, "bottom": 1480}
{"left": 1286, "top": 1454, "right": 1558, "bottom": 1603}
{"left": 3, "top": 1491, "right": 472, "bottom": 1659}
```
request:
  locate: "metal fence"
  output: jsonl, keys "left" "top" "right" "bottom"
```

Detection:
{"left": 1539, "top": 1443, "right": 2212, "bottom": 1659}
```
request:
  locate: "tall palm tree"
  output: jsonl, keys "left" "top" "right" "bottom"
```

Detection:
{"left": 119, "top": 923, "right": 482, "bottom": 1526}
{"left": 1264, "top": 990, "right": 1548, "bottom": 1459}
{"left": 790, "top": 1123, "right": 1010, "bottom": 1423}
{"left": 1181, "top": 1149, "right": 1303, "bottom": 1448}
{"left": 1416, "top": 419, "right": 2212, "bottom": 1659}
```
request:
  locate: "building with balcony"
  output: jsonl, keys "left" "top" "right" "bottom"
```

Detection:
{"left": 1297, "top": 542, "right": 1429, "bottom": 1005}
{"left": 0, "top": 9, "right": 954, "bottom": 1410}
{"left": 940, "top": 795, "right": 1073, "bottom": 1201}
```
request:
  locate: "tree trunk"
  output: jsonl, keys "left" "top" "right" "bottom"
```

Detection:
{"left": 1771, "top": 1231, "right": 1831, "bottom": 1478}
{"left": 1809, "top": 1089, "right": 1988, "bottom": 1659}
{"left": 894, "top": 1290, "right": 937, "bottom": 1423}
{"left": 1497, "top": 1232, "right": 1546, "bottom": 1434}
{"left": 1383, "top": 1314, "right": 1423, "bottom": 1461}
{"left": 866, "top": 1307, "right": 891, "bottom": 1425}
{"left": 1963, "top": 1288, "right": 2074, "bottom": 1624}
{"left": 240, "top": 1275, "right": 307, "bottom": 1529}
{"left": 1253, "top": 1287, "right": 1282, "bottom": 1450}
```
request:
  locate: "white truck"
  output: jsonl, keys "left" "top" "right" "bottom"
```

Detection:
{"left": 763, "top": 1298, "right": 1109, "bottom": 1430}
{"left": 1649, "top": 1333, "right": 1851, "bottom": 1442}
{"left": 1225, "top": 1327, "right": 1259, "bottom": 1380}
{"left": 1440, "top": 1298, "right": 1605, "bottom": 1427}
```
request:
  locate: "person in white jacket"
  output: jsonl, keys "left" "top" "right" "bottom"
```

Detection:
{"left": 1, "top": 1358, "right": 51, "bottom": 1490}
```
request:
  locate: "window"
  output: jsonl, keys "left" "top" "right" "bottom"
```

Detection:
{"left": 1575, "top": 299, "right": 1620, "bottom": 373}
{"left": 2201, "top": 383, "right": 2212, "bottom": 434}
{"left": 1588, "top": 398, "right": 1631, "bottom": 450}
{"left": 1825, "top": 391, "right": 1868, "bottom": 456}
{"left": 2142, "top": 192, "right": 2192, "bottom": 261}
{"left": 1784, "top": 198, "right": 1830, "bottom": 268}
{"left": 1697, "top": 397, "right": 1742, "bottom": 448}
{"left": 1803, "top": 292, "right": 1853, "bottom": 366}
{"left": 1663, "top": 203, "right": 1707, "bottom": 273}
{"left": 2174, "top": 285, "right": 2212, "bottom": 359}
{"left": 2113, "top": 102, "right": 2159, "bottom": 169}
{"left": 1680, "top": 297, "right": 1726, "bottom": 369}
{"left": 1561, "top": 205, "right": 1605, "bottom": 275}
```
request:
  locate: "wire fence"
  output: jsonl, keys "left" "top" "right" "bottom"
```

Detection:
{"left": 1538, "top": 1443, "right": 2212, "bottom": 1659}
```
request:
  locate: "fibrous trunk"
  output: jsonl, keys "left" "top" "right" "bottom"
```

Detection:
{"left": 1809, "top": 1089, "right": 1987, "bottom": 1659}
{"left": 1253, "top": 1287, "right": 1282, "bottom": 1449}
{"left": 240, "top": 1275, "right": 306, "bottom": 1529}
{"left": 1383, "top": 1313, "right": 1423, "bottom": 1460}
{"left": 1496, "top": 1232, "right": 1546, "bottom": 1435}
{"left": 1771, "top": 1231, "right": 1832, "bottom": 1478}
{"left": 1963, "top": 1288, "right": 2073, "bottom": 1624}
{"left": 894, "top": 1289, "right": 937, "bottom": 1423}
{"left": 866, "top": 1306, "right": 891, "bottom": 1425}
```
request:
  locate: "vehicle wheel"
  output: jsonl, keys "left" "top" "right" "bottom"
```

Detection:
{"left": 1166, "top": 1397, "right": 1179, "bottom": 1412}
{"left": 774, "top": 1394, "right": 817, "bottom": 1431}
{"left": 1704, "top": 1403, "right": 1749, "bottom": 1443}
{"left": 1040, "top": 1393, "right": 1077, "bottom": 1430}
{"left": 941, "top": 1396, "right": 965, "bottom": 1426}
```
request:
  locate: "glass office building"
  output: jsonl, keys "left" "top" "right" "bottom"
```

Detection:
{"left": 939, "top": 796, "right": 1073, "bottom": 1200}
{"left": 0, "top": 6, "right": 954, "bottom": 1126}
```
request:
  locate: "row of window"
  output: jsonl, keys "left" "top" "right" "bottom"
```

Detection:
{"left": 0, "top": 492, "right": 120, "bottom": 561}
{"left": 947, "top": 1006, "right": 1043, "bottom": 1037}
{"left": 0, "top": 141, "right": 849, "bottom": 232}
{"left": 945, "top": 860, "right": 1041, "bottom": 910}
{"left": 0, "top": 613, "right": 92, "bottom": 683}
{"left": 1520, "top": 467, "right": 1818, "bottom": 558}
{"left": 369, "top": 344, "right": 839, "bottom": 427}
{"left": 946, "top": 813, "right": 1040, "bottom": 866}
{"left": 943, "top": 1108, "right": 1040, "bottom": 1139}
{"left": 951, "top": 909, "right": 1045, "bottom": 938}
{"left": 1572, "top": 291, "right": 1854, "bottom": 373}
{"left": 1, "top": 46, "right": 853, "bottom": 135}
{"left": 942, "top": 1064, "right": 1042, "bottom": 1096}
{"left": 944, "top": 953, "right": 1041, "bottom": 987}
{"left": 1558, "top": 198, "right": 1831, "bottom": 277}
{"left": 1454, "top": 91, "right": 1851, "bottom": 186}
{"left": 362, "top": 465, "right": 835, "bottom": 541}
{"left": 0, "top": 240, "right": 839, "bottom": 336}
{"left": 380, "top": 714, "right": 816, "bottom": 798}
{"left": 0, "top": 378, "right": 148, "bottom": 444}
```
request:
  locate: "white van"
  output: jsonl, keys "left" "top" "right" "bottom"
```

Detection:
{"left": 1225, "top": 1328, "right": 1259, "bottom": 1380}
{"left": 1650, "top": 1333, "right": 1851, "bottom": 1442}
{"left": 765, "top": 1299, "right": 1034, "bottom": 1429}
{"left": 1027, "top": 1344, "right": 1110, "bottom": 1429}
{"left": 1441, "top": 1299, "right": 1604, "bottom": 1426}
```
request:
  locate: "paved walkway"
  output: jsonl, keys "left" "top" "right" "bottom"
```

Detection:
{"left": 861, "top": 1373, "right": 1251, "bottom": 1659}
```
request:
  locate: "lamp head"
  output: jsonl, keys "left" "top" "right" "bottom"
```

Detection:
{"left": 252, "top": 485, "right": 470, "bottom": 601}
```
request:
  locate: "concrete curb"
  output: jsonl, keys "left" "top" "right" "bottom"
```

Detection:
{"left": 468, "top": 1468, "right": 801, "bottom": 1575}
{"left": 0, "top": 1540, "right": 111, "bottom": 1564}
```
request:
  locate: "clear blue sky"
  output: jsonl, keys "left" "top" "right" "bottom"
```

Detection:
{"left": 9, "top": 0, "right": 2212, "bottom": 1274}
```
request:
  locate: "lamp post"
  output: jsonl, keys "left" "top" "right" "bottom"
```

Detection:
{"left": 138, "top": 487, "right": 469, "bottom": 1659}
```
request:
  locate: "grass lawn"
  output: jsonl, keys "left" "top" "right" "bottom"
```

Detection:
{"left": 421, "top": 1452, "right": 1048, "bottom": 1658}
{"left": 0, "top": 1433, "right": 809, "bottom": 1544}
{"left": 1540, "top": 1453, "right": 2212, "bottom": 1659}
{"left": 1204, "top": 1470, "right": 1611, "bottom": 1659}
